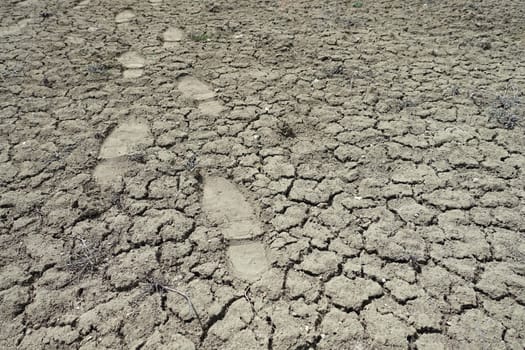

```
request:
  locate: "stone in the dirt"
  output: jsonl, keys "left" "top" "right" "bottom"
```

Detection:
{"left": 177, "top": 75, "right": 215, "bottom": 101}
{"left": 98, "top": 120, "right": 153, "bottom": 159}
{"left": 115, "top": 9, "right": 135, "bottom": 23}
{"left": 202, "top": 176, "right": 262, "bottom": 240}
{"left": 227, "top": 242, "right": 269, "bottom": 281}
{"left": 325, "top": 276, "right": 383, "bottom": 310}
{"left": 118, "top": 51, "right": 145, "bottom": 69}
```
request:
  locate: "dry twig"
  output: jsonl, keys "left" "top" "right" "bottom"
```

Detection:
{"left": 146, "top": 279, "right": 204, "bottom": 329}
{"left": 66, "top": 236, "right": 100, "bottom": 274}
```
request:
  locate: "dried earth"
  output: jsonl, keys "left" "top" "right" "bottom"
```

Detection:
{"left": 1, "top": 0, "right": 525, "bottom": 349}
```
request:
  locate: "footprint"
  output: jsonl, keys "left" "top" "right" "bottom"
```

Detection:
{"left": 117, "top": 51, "right": 145, "bottom": 78}
{"left": 94, "top": 120, "right": 153, "bottom": 187}
{"left": 228, "top": 242, "right": 269, "bottom": 281}
{"left": 177, "top": 75, "right": 226, "bottom": 116}
{"left": 202, "top": 176, "right": 268, "bottom": 281}
{"left": 115, "top": 9, "right": 135, "bottom": 24}
{"left": 98, "top": 120, "right": 153, "bottom": 159}
{"left": 118, "top": 51, "right": 145, "bottom": 69}
{"left": 202, "top": 177, "right": 263, "bottom": 240}
{"left": 92, "top": 158, "right": 133, "bottom": 188}
{"left": 162, "top": 27, "right": 184, "bottom": 48}
{"left": 122, "top": 69, "right": 144, "bottom": 79}
{"left": 163, "top": 27, "right": 184, "bottom": 42}
{"left": 177, "top": 75, "right": 216, "bottom": 101}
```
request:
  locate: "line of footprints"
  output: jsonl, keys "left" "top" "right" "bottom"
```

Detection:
{"left": 93, "top": 1, "right": 269, "bottom": 282}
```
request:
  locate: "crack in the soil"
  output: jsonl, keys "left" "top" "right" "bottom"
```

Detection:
{"left": 265, "top": 314, "right": 276, "bottom": 350}
{"left": 198, "top": 295, "right": 243, "bottom": 344}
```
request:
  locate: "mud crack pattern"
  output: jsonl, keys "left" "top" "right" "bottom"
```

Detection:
{"left": 1, "top": 0, "right": 525, "bottom": 349}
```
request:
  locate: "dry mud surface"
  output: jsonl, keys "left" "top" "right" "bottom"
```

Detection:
{"left": 1, "top": 0, "right": 525, "bottom": 349}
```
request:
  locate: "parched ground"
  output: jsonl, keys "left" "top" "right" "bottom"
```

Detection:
{"left": 1, "top": 0, "right": 524, "bottom": 349}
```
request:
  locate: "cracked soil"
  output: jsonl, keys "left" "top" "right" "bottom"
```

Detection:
{"left": 1, "top": 0, "right": 525, "bottom": 349}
